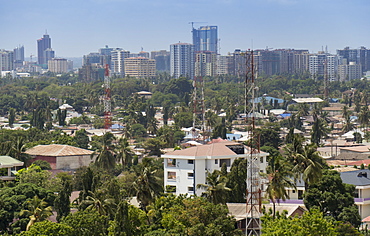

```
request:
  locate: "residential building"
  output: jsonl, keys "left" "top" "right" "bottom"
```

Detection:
{"left": 341, "top": 170, "right": 370, "bottom": 219}
{"left": 337, "top": 47, "right": 370, "bottom": 73}
{"left": 151, "top": 50, "right": 170, "bottom": 71}
{"left": 170, "top": 43, "right": 194, "bottom": 78}
{"left": 99, "top": 45, "right": 113, "bottom": 66}
{"left": 192, "top": 26, "right": 218, "bottom": 54}
{"left": 338, "top": 61, "right": 362, "bottom": 81}
{"left": 0, "top": 50, "right": 14, "bottom": 72}
{"left": 83, "top": 52, "right": 101, "bottom": 65}
{"left": 25, "top": 144, "right": 94, "bottom": 170}
{"left": 162, "top": 140, "right": 268, "bottom": 196}
{"left": 195, "top": 51, "right": 217, "bottom": 77}
{"left": 13, "top": 45, "right": 24, "bottom": 68}
{"left": 0, "top": 156, "right": 24, "bottom": 181}
{"left": 111, "top": 48, "right": 130, "bottom": 76}
{"left": 216, "top": 55, "right": 230, "bottom": 75}
{"left": 37, "top": 33, "right": 52, "bottom": 66}
{"left": 48, "top": 58, "right": 68, "bottom": 73}
{"left": 124, "top": 57, "right": 156, "bottom": 78}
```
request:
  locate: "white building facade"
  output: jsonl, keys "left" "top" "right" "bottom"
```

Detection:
{"left": 111, "top": 48, "right": 130, "bottom": 77}
{"left": 170, "top": 43, "right": 194, "bottom": 79}
{"left": 162, "top": 140, "right": 268, "bottom": 196}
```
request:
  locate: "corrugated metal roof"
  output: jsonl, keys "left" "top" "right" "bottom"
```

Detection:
{"left": 341, "top": 170, "right": 370, "bottom": 186}
{"left": 0, "top": 156, "right": 24, "bottom": 167}
{"left": 25, "top": 144, "right": 93, "bottom": 157}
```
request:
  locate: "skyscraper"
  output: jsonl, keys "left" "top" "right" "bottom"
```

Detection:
{"left": 37, "top": 33, "right": 52, "bottom": 65}
{"left": 111, "top": 48, "right": 130, "bottom": 77}
{"left": 192, "top": 26, "right": 218, "bottom": 53}
{"left": 170, "top": 43, "right": 194, "bottom": 79}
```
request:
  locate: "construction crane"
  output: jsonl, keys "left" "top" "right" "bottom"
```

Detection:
{"left": 188, "top": 21, "right": 208, "bottom": 31}
{"left": 245, "top": 50, "right": 262, "bottom": 236}
{"left": 103, "top": 64, "right": 112, "bottom": 130}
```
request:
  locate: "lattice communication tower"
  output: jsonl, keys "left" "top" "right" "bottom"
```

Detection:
{"left": 104, "top": 64, "right": 112, "bottom": 129}
{"left": 192, "top": 76, "right": 205, "bottom": 140}
{"left": 245, "top": 50, "right": 262, "bottom": 236}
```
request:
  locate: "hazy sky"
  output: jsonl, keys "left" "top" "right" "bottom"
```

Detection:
{"left": 1, "top": 0, "right": 369, "bottom": 57}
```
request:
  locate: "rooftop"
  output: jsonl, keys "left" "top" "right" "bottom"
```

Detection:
{"left": 340, "top": 169, "right": 370, "bottom": 186}
{"left": 25, "top": 144, "right": 93, "bottom": 157}
{"left": 163, "top": 139, "right": 268, "bottom": 159}
{"left": 0, "top": 156, "right": 24, "bottom": 168}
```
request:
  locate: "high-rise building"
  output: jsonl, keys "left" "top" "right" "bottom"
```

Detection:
{"left": 37, "top": 33, "right": 52, "bottom": 66}
{"left": 195, "top": 51, "right": 217, "bottom": 77}
{"left": 0, "top": 50, "right": 14, "bottom": 72}
{"left": 170, "top": 43, "right": 194, "bottom": 79}
{"left": 309, "top": 53, "right": 339, "bottom": 81}
{"left": 99, "top": 45, "right": 113, "bottom": 66}
{"left": 124, "top": 57, "right": 156, "bottom": 78}
{"left": 111, "top": 48, "right": 130, "bottom": 77}
{"left": 151, "top": 50, "right": 170, "bottom": 72}
{"left": 192, "top": 26, "right": 218, "bottom": 53}
{"left": 14, "top": 45, "right": 24, "bottom": 62}
{"left": 48, "top": 58, "right": 68, "bottom": 73}
{"left": 337, "top": 47, "right": 370, "bottom": 72}
{"left": 338, "top": 60, "right": 362, "bottom": 81}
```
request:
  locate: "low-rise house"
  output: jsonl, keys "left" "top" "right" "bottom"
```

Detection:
{"left": 25, "top": 144, "right": 94, "bottom": 170}
{"left": 0, "top": 156, "right": 24, "bottom": 180}
{"left": 341, "top": 170, "right": 370, "bottom": 219}
{"left": 227, "top": 203, "right": 306, "bottom": 233}
{"left": 162, "top": 139, "right": 268, "bottom": 196}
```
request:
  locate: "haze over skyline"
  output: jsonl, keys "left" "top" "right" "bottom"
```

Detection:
{"left": 1, "top": 0, "right": 369, "bottom": 58}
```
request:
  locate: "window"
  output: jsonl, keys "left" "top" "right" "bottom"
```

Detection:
{"left": 188, "top": 172, "right": 194, "bottom": 178}
{"left": 168, "top": 172, "right": 176, "bottom": 180}
{"left": 215, "top": 159, "right": 218, "bottom": 165}
{"left": 188, "top": 186, "right": 194, "bottom": 192}
{"left": 188, "top": 160, "right": 194, "bottom": 164}
{"left": 166, "top": 185, "right": 176, "bottom": 193}
{"left": 298, "top": 190, "right": 304, "bottom": 200}
{"left": 219, "top": 159, "right": 231, "bottom": 167}
{"left": 260, "top": 157, "right": 264, "bottom": 163}
{"left": 167, "top": 159, "right": 176, "bottom": 167}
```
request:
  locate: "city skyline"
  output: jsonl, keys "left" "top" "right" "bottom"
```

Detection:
{"left": 1, "top": 0, "right": 369, "bottom": 57}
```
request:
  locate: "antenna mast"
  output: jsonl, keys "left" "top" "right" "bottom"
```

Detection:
{"left": 192, "top": 76, "right": 205, "bottom": 141}
{"left": 104, "top": 64, "right": 112, "bottom": 129}
{"left": 245, "top": 50, "right": 262, "bottom": 236}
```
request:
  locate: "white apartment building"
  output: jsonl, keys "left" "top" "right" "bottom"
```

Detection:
{"left": 111, "top": 48, "right": 130, "bottom": 77}
{"left": 170, "top": 43, "right": 194, "bottom": 79}
{"left": 195, "top": 51, "right": 217, "bottom": 77}
{"left": 162, "top": 140, "right": 268, "bottom": 196}
{"left": 0, "top": 50, "right": 14, "bottom": 73}
{"left": 338, "top": 61, "right": 362, "bottom": 81}
{"left": 309, "top": 53, "right": 338, "bottom": 81}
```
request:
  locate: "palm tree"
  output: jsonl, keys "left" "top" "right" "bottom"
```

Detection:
{"left": 132, "top": 159, "right": 163, "bottom": 210}
{"left": 116, "top": 137, "right": 134, "bottom": 169}
{"left": 358, "top": 105, "right": 370, "bottom": 129}
{"left": 20, "top": 196, "right": 53, "bottom": 231}
{"left": 92, "top": 132, "right": 116, "bottom": 170}
{"left": 289, "top": 144, "right": 324, "bottom": 189}
{"left": 342, "top": 115, "right": 355, "bottom": 133}
{"left": 81, "top": 192, "right": 116, "bottom": 219}
{"left": 197, "top": 170, "right": 231, "bottom": 205}
{"left": 297, "top": 103, "right": 310, "bottom": 117}
{"left": 311, "top": 114, "right": 330, "bottom": 145}
{"left": 265, "top": 155, "right": 296, "bottom": 217}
